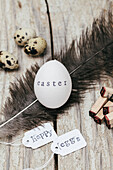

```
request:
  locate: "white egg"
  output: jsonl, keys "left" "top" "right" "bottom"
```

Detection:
{"left": 34, "top": 60, "right": 72, "bottom": 109}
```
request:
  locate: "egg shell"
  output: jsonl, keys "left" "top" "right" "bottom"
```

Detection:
{"left": 24, "top": 37, "right": 47, "bottom": 56}
{"left": 0, "top": 51, "right": 19, "bottom": 70}
{"left": 34, "top": 60, "right": 72, "bottom": 109}
{"left": 14, "top": 28, "right": 36, "bottom": 46}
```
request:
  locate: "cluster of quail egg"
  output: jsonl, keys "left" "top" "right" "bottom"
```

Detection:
{"left": 14, "top": 28, "right": 47, "bottom": 57}
{"left": 0, "top": 28, "right": 47, "bottom": 71}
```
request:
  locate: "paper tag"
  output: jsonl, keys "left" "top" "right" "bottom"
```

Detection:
{"left": 51, "top": 129, "right": 87, "bottom": 156}
{"left": 22, "top": 123, "right": 57, "bottom": 149}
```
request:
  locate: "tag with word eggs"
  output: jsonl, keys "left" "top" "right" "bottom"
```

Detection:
{"left": 34, "top": 60, "right": 72, "bottom": 109}
{"left": 51, "top": 129, "right": 87, "bottom": 156}
{"left": 22, "top": 123, "right": 57, "bottom": 149}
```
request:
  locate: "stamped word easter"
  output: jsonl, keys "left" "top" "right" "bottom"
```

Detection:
{"left": 37, "top": 80, "right": 67, "bottom": 87}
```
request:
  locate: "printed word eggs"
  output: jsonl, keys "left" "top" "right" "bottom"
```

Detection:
{"left": 34, "top": 60, "right": 72, "bottom": 109}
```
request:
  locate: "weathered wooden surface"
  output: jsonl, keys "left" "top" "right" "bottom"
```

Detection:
{"left": 0, "top": 0, "right": 113, "bottom": 170}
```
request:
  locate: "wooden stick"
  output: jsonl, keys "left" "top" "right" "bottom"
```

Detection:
{"left": 104, "top": 112, "right": 113, "bottom": 128}
{"left": 89, "top": 95, "right": 108, "bottom": 118}
{"left": 94, "top": 108, "right": 104, "bottom": 124}
{"left": 100, "top": 87, "right": 113, "bottom": 98}
{"left": 103, "top": 106, "right": 113, "bottom": 115}
{"left": 103, "top": 101, "right": 113, "bottom": 115}
{"left": 94, "top": 101, "right": 113, "bottom": 124}
{"left": 103, "top": 101, "right": 113, "bottom": 107}
{"left": 104, "top": 117, "right": 113, "bottom": 129}
{"left": 109, "top": 124, "right": 113, "bottom": 129}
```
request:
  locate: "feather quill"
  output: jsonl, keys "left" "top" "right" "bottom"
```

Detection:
{"left": 1, "top": 10, "right": 113, "bottom": 138}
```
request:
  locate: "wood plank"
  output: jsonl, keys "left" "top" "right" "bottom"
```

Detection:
{"left": 0, "top": 0, "right": 54, "bottom": 170}
{"left": 1, "top": 0, "right": 113, "bottom": 170}
{"left": 48, "top": 0, "right": 110, "bottom": 53}
{"left": 48, "top": 0, "right": 113, "bottom": 169}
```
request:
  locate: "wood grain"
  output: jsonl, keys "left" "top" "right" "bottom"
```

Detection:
{"left": 0, "top": 0, "right": 53, "bottom": 170}
{"left": 48, "top": 0, "right": 113, "bottom": 170}
{"left": 0, "top": 0, "right": 113, "bottom": 170}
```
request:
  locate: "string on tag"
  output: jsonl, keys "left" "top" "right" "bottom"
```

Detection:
{"left": 0, "top": 137, "right": 22, "bottom": 146}
{"left": 0, "top": 137, "right": 54, "bottom": 170}
{"left": 23, "top": 153, "right": 54, "bottom": 170}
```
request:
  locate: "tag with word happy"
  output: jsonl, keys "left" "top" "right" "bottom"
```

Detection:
{"left": 22, "top": 123, "right": 57, "bottom": 149}
{"left": 51, "top": 129, "right": 87, "bottom": 156}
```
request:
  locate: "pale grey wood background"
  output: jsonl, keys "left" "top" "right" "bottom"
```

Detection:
{"left": 0, "top": 0, "right": 113, "bottom": 170}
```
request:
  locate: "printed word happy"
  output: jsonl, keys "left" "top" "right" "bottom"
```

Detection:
{"left": 31, "top": 130, "right": 52, "bottom": 143}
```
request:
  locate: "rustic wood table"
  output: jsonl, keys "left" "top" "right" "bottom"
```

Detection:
{"left": 0, "top": 0, "right": 113, "bottom": 170}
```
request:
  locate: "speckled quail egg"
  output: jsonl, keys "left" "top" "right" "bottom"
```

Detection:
{"left": 14, "top": 28, "right": 36, "bottom": 46}
{"left": 24, "top": 37, "right": 47, "bottom": 56}
{"left": 0, "top": 51, "right": 19, "bottom": 70}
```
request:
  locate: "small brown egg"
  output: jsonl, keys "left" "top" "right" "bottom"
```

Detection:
{"left": 0, "top": 51, "right": 19, "bottom": 70}
{"left": 14, "top": 28, "right": 36, "bottom": 46}
{"left": 24, "top": 37, "right": 47, "bottom": 56}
